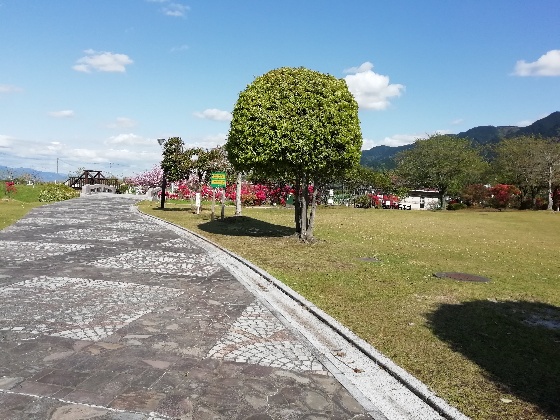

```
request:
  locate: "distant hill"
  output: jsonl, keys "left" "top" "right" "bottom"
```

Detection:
{"left": 514, "top": 111, "right": 560, "bottom": 138}
{"left": 361, "top": 111, "right": 560, "bottom": 169}
{"left": 455, "top": 125, "right": 520, "bottom": 144}
{"left": 360, "top": 144, "right": 413, "bottom": 169}
{"left": 0, "top": 165, "right": 67, "bottom": 182}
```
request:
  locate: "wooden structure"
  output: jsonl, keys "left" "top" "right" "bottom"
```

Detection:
{"left": 66, "top": 170, "right": 119, "bottom": 190}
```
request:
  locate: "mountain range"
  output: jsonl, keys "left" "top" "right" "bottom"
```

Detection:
{"left": 360, "top": 111, "right": 560, "bottom": 169}
{"left": 0, "top": 165, "right": 67, "bottom": 182}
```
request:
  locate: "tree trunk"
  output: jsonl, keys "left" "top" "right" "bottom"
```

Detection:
{"left": 211, "top": 188, "right": 216, "bottom": 220}
{"left": 221, "top": 189, "right": 225, "bottom": 220}
{"left": 300, "top": 181, "right": 308, "bottom": 241}
{"left": 307, "top": 183, "right": 319, "bottom": 241}
{"left": 438, "top": 190, "right": 445, "bottom": 210}
{"left": 531, "top": 187, "right": 538, "bottom": 209}
{"left": 235, "top": 172, "right": 242, "bottom": 216}
{"left": 160, "top": 175, "right": 167, "bottom": 209}
{"left": 547, "top": 164, "right": 553, "bottom": 211}
{"left": 294, "top": 179, "right": 302, "bottom": 235}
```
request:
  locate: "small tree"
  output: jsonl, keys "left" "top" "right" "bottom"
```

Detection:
{"left": 160, "top": 137, "right": 185, "bottom": 209}
{"left": 226, "top": 67, "right": 362, "bottom": 241}
{"left": 396, "top": 134, "right": 488, "bottom": 209}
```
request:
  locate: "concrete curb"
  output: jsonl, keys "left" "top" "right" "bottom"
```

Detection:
{"left": 137, "top": 207, "right": 469, "bottom": 420}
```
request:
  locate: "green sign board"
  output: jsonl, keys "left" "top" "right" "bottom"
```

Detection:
{"left": 210, "top": 172, "right": 227, "bottom": 188}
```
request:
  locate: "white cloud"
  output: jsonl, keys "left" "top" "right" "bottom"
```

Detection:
{"left": 515, "top": 113, "right": 548, "bottom": 127}
{"left": 163, "top": 2, "right": 190, "bottom": 17}
{"left": 147, "top": 0, "right": 190, "bottom": 18}
{"left": 343, "top": 62, "right": 405, "bottom": 110}
{"left": 184, "top": 133, "right": 228, "bottom": 149}
{"left": 193, "top": 108, "right": 232, "bottom": 121}
{"left": 48, "top": 110, "right": 75, "bottom": 118}
{"left": 516, "top": 119, "right": 533, "bottom": 127}
{"left": 0, "top": 84, "right": 23, "bottom": 93}
{"left": 0, "top": 135, "right": 161, "bottom": 177}
{"left": 105, "top": 133, "right": 154, "bottom": 146}
{"left": 0, "top": 134, "right": 14, "bottom": 148}
{"left": 170, "top": 44, "right": 189, "bottom": 53}
{"left": 362, "top": 134, "right": 420, "bottom": 149}
{"left": 513, "top": 50, "right": 560, "bottom": 76}
{"left": 107, "top": 117, "right": 137, "bottom": 129}
{"left": 73, "top": 50, "right": 133, "bottom": 73}
{"left": 362, "top": 131, "right": 450, "bottom": 149}
{"left": 450, "top": 118, "right": 464, "bottom": 125}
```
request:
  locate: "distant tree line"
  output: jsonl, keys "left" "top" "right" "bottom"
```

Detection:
{"left": 394, "top": 133, "right": 560, "bottom": 211}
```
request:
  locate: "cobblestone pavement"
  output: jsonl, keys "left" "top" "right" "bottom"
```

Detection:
{"left": 0, "top": 196, "right": 373, "bottom": 419}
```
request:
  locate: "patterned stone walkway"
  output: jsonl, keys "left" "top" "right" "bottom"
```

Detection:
{"left": 0, "top": 196, "right": 371, "bottom": 419}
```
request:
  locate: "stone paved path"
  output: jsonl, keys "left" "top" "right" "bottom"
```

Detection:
{"left": 0, "top": 196, "right": 372, "bottom": 419}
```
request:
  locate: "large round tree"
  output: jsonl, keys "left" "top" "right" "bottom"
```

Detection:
{"left": 226, "top": 67, "right": 362, "bottom": 241}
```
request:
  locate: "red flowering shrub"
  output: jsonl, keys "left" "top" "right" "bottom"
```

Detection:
{"left": 5, "top": 181, "right": 17, "bottom": 197}
{"left": 177, "top": 183, "right": 224, "bottom": 200}
{"left": 267, "top": 185, "right": 294, "bottom": 206}
{"left": 488, "top": 184, "right": 520, "bottom": 210}
{"left": 382, "top": 194, "right": 400, "bottom": 208}
{"left": 225, "top": 183, "right": 279, "bottom": 206}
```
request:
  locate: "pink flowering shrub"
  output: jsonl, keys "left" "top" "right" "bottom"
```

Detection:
{"left": 126, "top": 166, "right": 163, "bottom": 189}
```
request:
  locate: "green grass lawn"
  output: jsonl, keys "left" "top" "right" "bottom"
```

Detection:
{"left": 0, "top": 184, "right": 45, "bottom": 229}
{"left": 140, "top": 202, "right": 560, "bottom": 420}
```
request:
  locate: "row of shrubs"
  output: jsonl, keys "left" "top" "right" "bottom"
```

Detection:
{"left": 37, "top": 184, "right": 79, "bottom": 202}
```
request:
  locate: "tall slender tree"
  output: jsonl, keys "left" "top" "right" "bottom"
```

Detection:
{"left": 159, "top": 137, "right": 184, "bottom": 209}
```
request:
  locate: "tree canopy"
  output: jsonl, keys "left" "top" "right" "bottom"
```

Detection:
{"left": 494, "top": 135, "right": 560, "bottom": 209}
{"left": 226, "top": 66, "right": 362, "bottom": 240}
{"left": 396, "top": 134, "right": 488, "bottom": 208}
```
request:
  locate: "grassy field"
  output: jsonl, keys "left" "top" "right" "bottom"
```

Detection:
{"left": 139, "top": 202, "right": 560, "bottom": 420}
{"left": 0, "top": 184, "right": 45, "bottom": 229}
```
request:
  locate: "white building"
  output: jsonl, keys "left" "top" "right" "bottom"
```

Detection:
{"left": 398, "top": 189, "right": 441, "bottom": 210}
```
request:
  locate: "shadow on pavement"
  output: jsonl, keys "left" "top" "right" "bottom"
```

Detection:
{"left": 426, "top": 300, "right": 560, "bottom": 417}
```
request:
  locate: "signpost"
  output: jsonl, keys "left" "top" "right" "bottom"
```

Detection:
{"left": 210, "top": 172, "right": 227, "bottom": 220}
{"left": 210, "top": 172, "right": 226, "bottom": 188}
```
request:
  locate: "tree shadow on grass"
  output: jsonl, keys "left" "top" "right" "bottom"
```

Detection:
{"left": 197, "top": 215, "right": 295, "bottom": 238}
{"left": 148, "top": 207, "right": 295, "bottom": 238}
{"left": 426, "top": 300, "right": 560, "bottom": 417}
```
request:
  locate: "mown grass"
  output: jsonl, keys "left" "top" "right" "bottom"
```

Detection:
{"left": 0, "top": 184, "right": 45, "bottom": 229}
{"left": 139, "top": 201, "right": 560, "bottom": 420}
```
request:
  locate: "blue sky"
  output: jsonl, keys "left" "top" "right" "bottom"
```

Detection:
{"left": 1, "top": 0, "right": 559, "bottom": 178}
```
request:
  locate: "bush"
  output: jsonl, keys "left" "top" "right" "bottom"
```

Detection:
{"left": 488, "top": 184, "right": 521, "bottom": 210}
{"left": 354, "top": 194, "right": 375, "bottom": 208}
{"left": 3, "top": 181, "right": 17, "bottom": 198}
{"left": 447, "top": 202, "right": 467, "bottom": 211}
{"left": 38, "top": 184, "right": 79, "bottom": 202}
{"left": 117, "top": 183, "right": 131, "bottom": 194}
